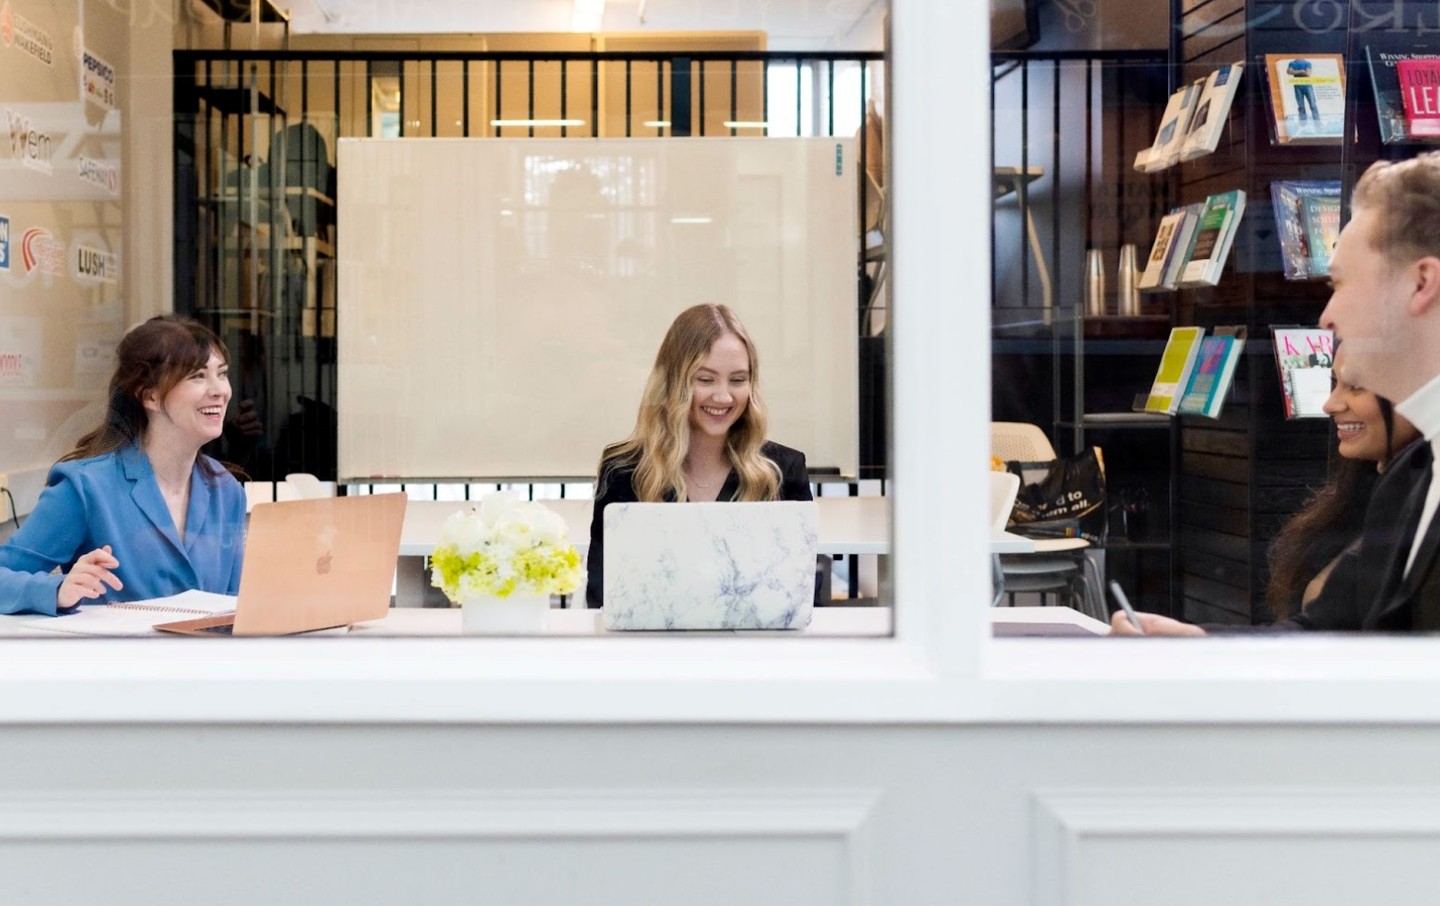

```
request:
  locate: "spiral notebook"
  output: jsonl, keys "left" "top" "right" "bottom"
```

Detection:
{"left": 31, "top": 590, "right": 238, "bottom": 637}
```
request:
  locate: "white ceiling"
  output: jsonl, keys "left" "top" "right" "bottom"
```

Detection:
{"left": 286, "top": 0, "right": 885, "bottom": 50}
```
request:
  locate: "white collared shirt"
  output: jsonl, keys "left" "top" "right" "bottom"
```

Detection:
{"left": 1395, "top": 373, "right": 1440, "bottom": 576}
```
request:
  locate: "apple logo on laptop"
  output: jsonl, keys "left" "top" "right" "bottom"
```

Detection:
{"left": 316, "top": 551, "right": 333, "bottom": 574}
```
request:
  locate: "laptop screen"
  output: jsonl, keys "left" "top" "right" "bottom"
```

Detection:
{"left": 601, "top": 501, "right": 819, "bottom": 631}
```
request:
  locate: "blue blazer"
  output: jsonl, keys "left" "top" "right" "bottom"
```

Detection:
{"left": 0, "top": 444, "right": 246, "bottom": 616}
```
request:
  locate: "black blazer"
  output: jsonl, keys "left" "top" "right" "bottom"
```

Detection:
{"left": 584, "top": 441, "right": 813, "bottom": 609}
{"left": 1228, "top": 439, "right": 1439, "bottom": 632}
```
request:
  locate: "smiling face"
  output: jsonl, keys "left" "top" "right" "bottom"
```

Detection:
{"left": 688, "top": 332, "right": 752, "bottom": 439}
{"left": 142, "top": 348, "right": 231, "bottom": 450}
{"left": 1322, "top": 346, "right": 1420, "bottom": 463}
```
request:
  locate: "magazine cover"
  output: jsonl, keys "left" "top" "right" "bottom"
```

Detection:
{"left": 1271, "top": 326, "right": 1334, "bottom": 419}
{"left": 1269, "top": 180, "right": 1341, "bottom": 280}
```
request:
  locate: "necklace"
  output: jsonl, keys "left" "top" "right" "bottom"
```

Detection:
{"left": 684, "top": 464, "right": 724, "bottom": 490}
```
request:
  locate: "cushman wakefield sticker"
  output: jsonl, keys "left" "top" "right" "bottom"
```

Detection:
{"left": 0, "top": 2, "right": 55, "bottom": 68}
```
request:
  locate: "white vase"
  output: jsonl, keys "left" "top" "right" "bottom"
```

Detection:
{"left": 459, "top": 594, "right": 550, "bottom": 635}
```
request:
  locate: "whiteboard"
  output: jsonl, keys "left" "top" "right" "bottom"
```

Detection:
{"left": 337, "top": 137, "right": 859, "bottom": 480}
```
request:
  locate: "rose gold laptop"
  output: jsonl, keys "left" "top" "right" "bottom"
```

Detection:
{"left": 155, "top": 493, "right": 407, "bottom": 636}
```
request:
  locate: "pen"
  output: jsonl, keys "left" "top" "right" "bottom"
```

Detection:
{"left": 1108, "top": 581, "right": 1145, "bottom": 635}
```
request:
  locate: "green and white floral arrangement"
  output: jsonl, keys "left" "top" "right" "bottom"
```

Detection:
{"left": 429, "top": 491, "right": 584, "bottom": 603}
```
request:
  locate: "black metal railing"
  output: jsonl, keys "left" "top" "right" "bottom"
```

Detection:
{"left": 174, "top": 49, "right": 886, "bottom": 490}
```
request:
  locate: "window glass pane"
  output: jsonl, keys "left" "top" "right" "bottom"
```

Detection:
{"left": 1, "top": 13, "right": 892, "bottom": 641}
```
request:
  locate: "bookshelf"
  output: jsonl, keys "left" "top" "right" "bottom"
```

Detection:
{"left": 990, "top": 48, "right": 1181, "bottom": 616}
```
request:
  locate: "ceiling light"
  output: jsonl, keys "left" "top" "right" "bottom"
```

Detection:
{"left": 670, "top": 216, "right": 713, "bottom": 224}
{"left": 490, "top": 119, "right": 586, "bottom": 127}
{"left": 642, "top": 120, "right": 671, "bottom": 128}
{"left": 572, "top": 0, "right": 605, "bottom": 32}
{"left": 723, "top": 121, "right": 769, "bottom": 130}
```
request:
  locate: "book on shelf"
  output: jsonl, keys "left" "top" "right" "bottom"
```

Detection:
{"left": 1364, "top": 35, "right": 1440, "bottom": 143}
{"left": 1264, "top": 53, "right": 1346, "bottom": 145}
{"left": 1177, "top": 190, "right": 1246, "bottom": 287}
{"left": 1271, "top": 326, "right": 1334, "bottom": 419}
{"left": 1139, "top": 203, "right": 1204, "bottom": 291}
{"left": 29, "top": 590, "right": 238, "bottom": 637}
{"left": 1179, "top": 62, "right": 1245, "bottom": 161}
{"left": 1177, "top": 326, "right": 1247, "bottom": 419}
{"left": 1397, "top": 58, "right": 1440, "bottom": 137}
{"left": 1141, "top": 326, "right": 1206, "bottom": 414}
{"left": 1133, "top": 80, "right": 1203, "bottom": 172}
{"left": 1300, "top": 193, "right": 1341, "bottom": 277}
{"left": 1269, "top": 180, "right": 1341, "bottom": 280}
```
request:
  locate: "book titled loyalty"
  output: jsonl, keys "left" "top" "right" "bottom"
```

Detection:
{"left": 1397, "top": 58, "right": 1440, "bottom": 137}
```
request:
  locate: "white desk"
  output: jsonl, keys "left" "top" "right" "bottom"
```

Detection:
{"left": 0, "top": 606, "right": 893, "bottom": 638}
{"left": 352, "top": 605, "right": 894, "bottom": 637}
{"left": 0, "top": 606, "right": 1103, "bottom": 637}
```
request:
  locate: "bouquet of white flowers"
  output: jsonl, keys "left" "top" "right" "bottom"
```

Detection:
{"left": 428, "top": 491, "right": 584, "bottom": 603}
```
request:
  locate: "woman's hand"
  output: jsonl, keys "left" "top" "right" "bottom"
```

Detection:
{"left": 1109, "top": 610, "right": 1207, "bottom": 636}
{"left": 57, "top": 546, "right": 123, "bottom": 609}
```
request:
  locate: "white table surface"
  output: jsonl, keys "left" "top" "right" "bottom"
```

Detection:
{"left": 0, "top": 605, "right": 893, "bottom": 638}
{"left": 0, "top": 606, "right": 1102, "bottom": 638}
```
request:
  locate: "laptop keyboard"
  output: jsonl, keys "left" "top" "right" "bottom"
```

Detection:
{"left": 199, "top": 623, "right": 236, "bottom": 635}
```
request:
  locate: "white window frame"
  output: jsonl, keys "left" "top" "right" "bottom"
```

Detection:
{"left": 7, "top": 0, "right": 1440, "bottom": 726}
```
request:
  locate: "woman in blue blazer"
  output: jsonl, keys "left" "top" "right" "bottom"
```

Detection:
{"left": 586, "top": 304, "right": 813, "bottom": 608}
{"left": 0, "top": 317, "right": 247, "bottom": 616}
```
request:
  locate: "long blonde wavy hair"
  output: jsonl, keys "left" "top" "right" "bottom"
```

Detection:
{"left": 599, "top": 304, "right": 781, "bottom": 502}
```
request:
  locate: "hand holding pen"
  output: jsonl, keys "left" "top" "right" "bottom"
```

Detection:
{"left": 1107, "top": 580, "right": 1207, "bottom": 636}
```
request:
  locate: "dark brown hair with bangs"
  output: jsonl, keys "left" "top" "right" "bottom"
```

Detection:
{"left": 61, "top": 316, "right": 230, "bottom": 471}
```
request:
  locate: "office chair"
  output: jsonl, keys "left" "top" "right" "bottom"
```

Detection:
{"left": 990, "top": 422, "right": 1105, "bottom": 620}
{"left": 285, "top": 472, "right": 336, "bottom": 499}
{"left": 989, "top": 470, "right": 1021, "bottom": 608}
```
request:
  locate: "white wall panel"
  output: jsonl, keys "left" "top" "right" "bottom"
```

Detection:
{"left": 0, "top": 787, "right": 878, "bottom": 906}
{"left": 4, "top": 724, "right": 1440, "bottom": 905}
{"left": 1035, "top": 789, "right": 1440, "bottom": 906}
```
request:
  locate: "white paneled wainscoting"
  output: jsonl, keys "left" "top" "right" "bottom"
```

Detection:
{"left": 4, "top": 725, "right": 1440, "bottom": 904}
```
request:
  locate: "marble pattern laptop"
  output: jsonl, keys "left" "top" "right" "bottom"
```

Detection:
{"left": 601, "top": 501, "right": 819, "bottom": 631}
